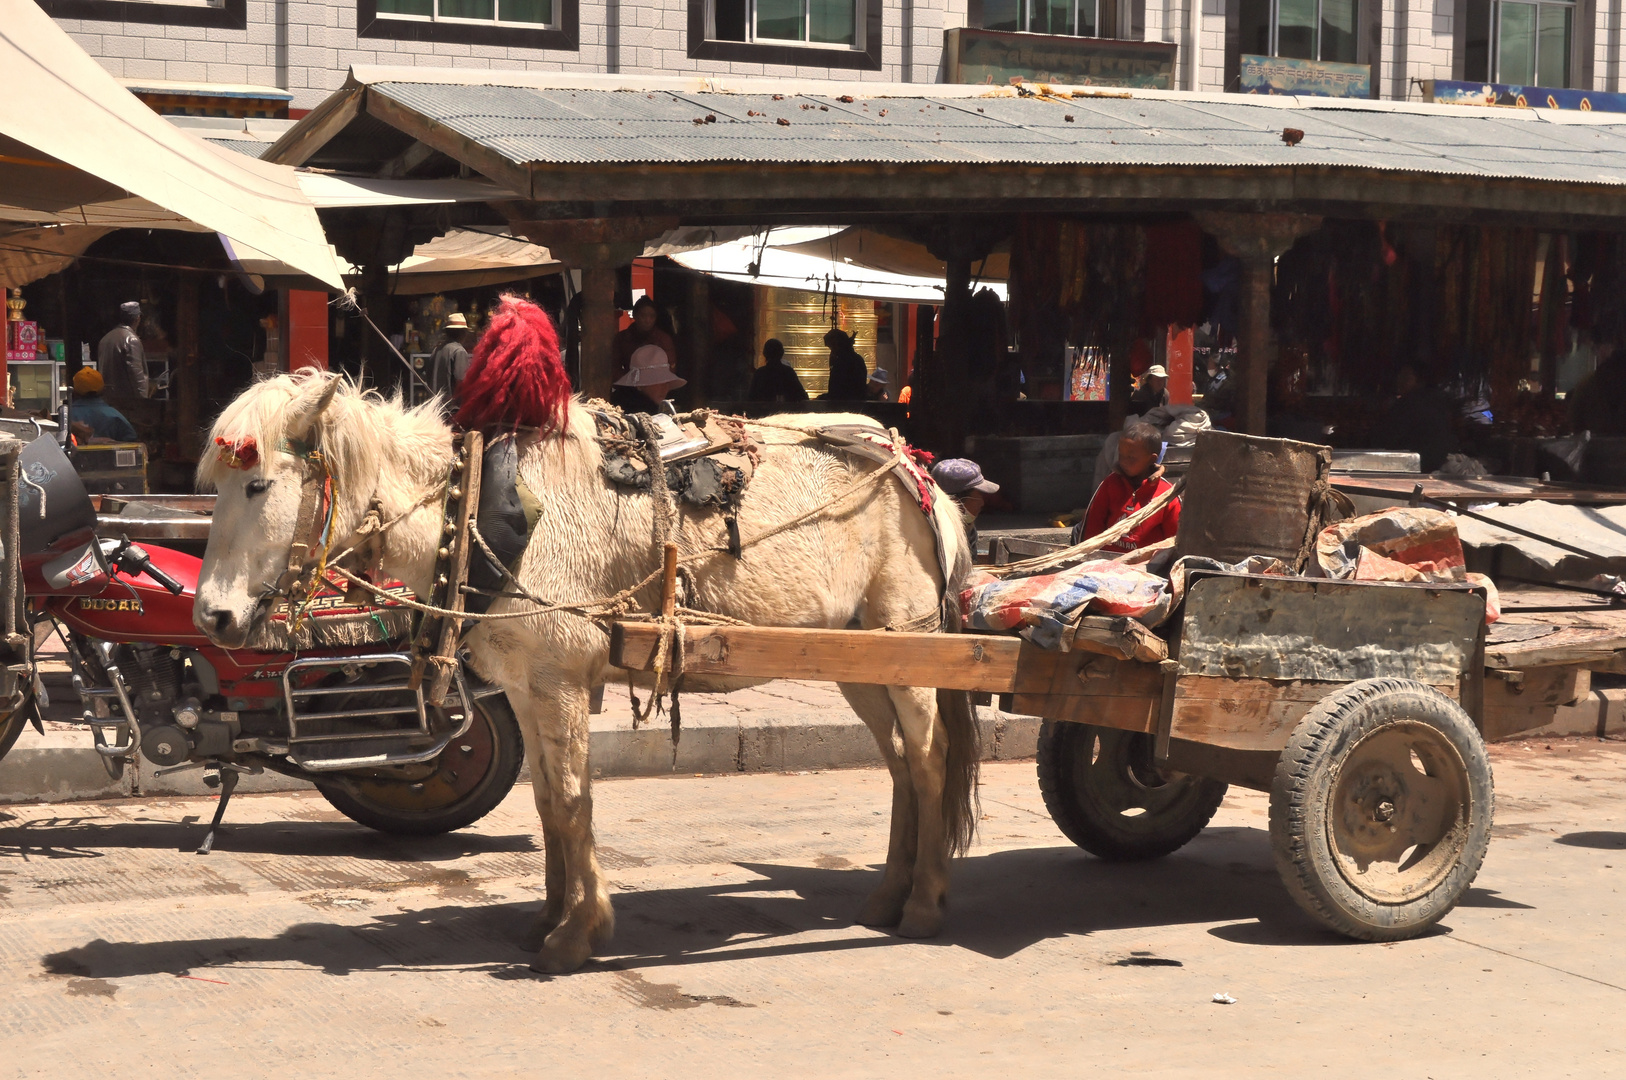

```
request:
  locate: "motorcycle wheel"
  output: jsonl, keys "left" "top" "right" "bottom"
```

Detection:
{"left": 0, "top": 701, "right": 29, "bottom": 764}
{"left": 314, "top": 694, "right": 524, "bottom": 836}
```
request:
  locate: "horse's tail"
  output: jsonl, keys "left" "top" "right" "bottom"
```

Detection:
{"left": 928, "top": 484, "right": 980, "bottom": 856}
{"left": 937, "top": 686, "right": 981, "bottom": 857}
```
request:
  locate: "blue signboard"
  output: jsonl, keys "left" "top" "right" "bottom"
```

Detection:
{"left": 1424, "top": 79, "right": 1626, "bottom": 113}
{"left": 1239, "top": 54, "right": 1371, "bottom": 99}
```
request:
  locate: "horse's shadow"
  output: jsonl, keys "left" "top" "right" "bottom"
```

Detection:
{"left": 38, "top": 826, "right": 1365, "bottom": 981}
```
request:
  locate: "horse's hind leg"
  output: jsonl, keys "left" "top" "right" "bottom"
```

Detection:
{"left": 508, "top": 680, "right": 614, "bottom": 973}
{"left": 519, "top": 747, "right": 567, "bottom": 950}
{"left": 839, "top": 683, "right": 918, "bottom": 928}
{"left": 884, "top": 684, "right": 953, "bottom": 938}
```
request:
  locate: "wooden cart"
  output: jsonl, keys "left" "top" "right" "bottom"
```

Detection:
{"left": 613, "top": 569, "right": 1500, "bottom": 941}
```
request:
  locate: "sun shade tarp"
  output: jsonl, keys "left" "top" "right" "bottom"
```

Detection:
{"left": 0, "top": 0, "right": 344, "bottom": 288}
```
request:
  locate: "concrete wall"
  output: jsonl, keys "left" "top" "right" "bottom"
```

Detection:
{"left": 44, "top": 0, "right": 1626, "bottom": 106}
{"left": 56, "top": 0, "right": 956, "bottom": 109}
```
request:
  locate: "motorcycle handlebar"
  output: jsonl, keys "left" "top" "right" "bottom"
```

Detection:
{"left": 117, "top": 542, "right": 186, "bottom": 596}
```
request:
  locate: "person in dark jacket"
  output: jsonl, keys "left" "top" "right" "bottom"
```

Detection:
{"left": 68, "top": 367, "right": 138, "bottom": 442}
{"left": 97, "top": 301, "right": 147, "bottom": 404}
{"left": 822, "top": 327, "right": 868, "bottom": 400}
{"left": 429, "top": 312, "right": 472, "bottom": 397}
{"left": 748, "top": 338, "right": 807, "bottom": 403}
{"left": 1369, "top": 363, "right": 1461, "bottom": 472}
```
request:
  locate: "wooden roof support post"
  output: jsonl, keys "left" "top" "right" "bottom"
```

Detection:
{"left": 504, "top": 214, "right": 677, "bottom": 401}
{"left": 1195, "top": 212, "right": 1321, "bottom": 436}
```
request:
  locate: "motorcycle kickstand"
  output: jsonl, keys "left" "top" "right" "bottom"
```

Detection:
{"left": 196, "top": 766, "right": 239, "bottom": 855}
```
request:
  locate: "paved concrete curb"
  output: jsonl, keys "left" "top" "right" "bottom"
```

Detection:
{"left": 0, "top": 704, "right": 1042, "bottom": 804}
{"left": 1504, "top": 688, "right": 1626, "bottom": 740}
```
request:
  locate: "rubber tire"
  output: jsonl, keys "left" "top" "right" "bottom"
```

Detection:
{"left": 0, "top": 700, "right": 28, "bottom": 764}
{"left": 316, "top": 694, "right": 524, "bottom": 836}
{"left": 1036, "top": 720, "right": 1229, "bottom": 861}
{"left": 1269, "top": 678, "right": 1493, "bottom": 942}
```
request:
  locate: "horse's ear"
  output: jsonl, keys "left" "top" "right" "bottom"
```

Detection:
{"left": 287, "top": 376, "right": 342, "bottom": 441}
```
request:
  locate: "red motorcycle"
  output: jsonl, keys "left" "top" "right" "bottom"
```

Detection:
{"left": 0, "top": 422, "right": 522, "bottom": 852}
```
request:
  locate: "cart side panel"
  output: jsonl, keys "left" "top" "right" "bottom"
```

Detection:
{"left": 1011, "top": 649, "right": 1164, "bottom": 733}
{"left": 1176, "top": 574, "right": 1483, "bottom": 684}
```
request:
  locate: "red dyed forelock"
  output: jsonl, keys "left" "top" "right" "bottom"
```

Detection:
{"left": 454, "top": 294, "right": 570, "bottom": 435}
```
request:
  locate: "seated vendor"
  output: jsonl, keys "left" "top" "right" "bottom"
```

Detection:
{"left": 1071, "top": 421, "right": 1181, "bottom": 554}
{"left": 931, "top": 457, "right": 999, "bottom": 550}
{"left": 609, "top": 344, "right": 686, "bottom": 416}
{"left": 68, "top": 367, "right": 138, "bottom": 443}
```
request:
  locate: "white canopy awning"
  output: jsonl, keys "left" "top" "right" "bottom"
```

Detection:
{"left": 0, "top": 0, "right": 344, "bottom": 288}
{"left": 669, "top": 228, "right": 1008, "bottom": 304}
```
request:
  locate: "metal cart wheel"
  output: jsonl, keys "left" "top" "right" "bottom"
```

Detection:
{"left": 1270, "top": 678, "right": 1493, "bottom": 941}
{"left": 1036, "top": 721, "right": 1229, "bottom": 861}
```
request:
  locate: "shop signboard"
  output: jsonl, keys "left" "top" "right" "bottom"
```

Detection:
{"left": 1239, "top": 55, "right": 1371, "bottom": 99}
{"left": 1423, "top": 80, "right": 1626, "bottom": 112}
{"left": 944, "top": 28, "right": 1176, "bottom": 89}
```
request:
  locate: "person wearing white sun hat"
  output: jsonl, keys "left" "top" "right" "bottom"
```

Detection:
{"left": 610, "top": 344, "right": 687, "bottom": 415}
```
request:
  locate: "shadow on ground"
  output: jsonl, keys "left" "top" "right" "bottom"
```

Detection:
{"left": 36, "top": 825, "right": 1379, "bottom": 981}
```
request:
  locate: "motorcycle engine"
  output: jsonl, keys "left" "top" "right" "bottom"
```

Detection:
{"left": 120, "top": 643, "right": 184, "bottom": 716}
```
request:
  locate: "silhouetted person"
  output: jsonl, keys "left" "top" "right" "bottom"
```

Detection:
{"left": 823, "top": 327, "right": 867, "bottom": 400}
{"left": 748, "top": 338, "right": 807, "bottom": 403}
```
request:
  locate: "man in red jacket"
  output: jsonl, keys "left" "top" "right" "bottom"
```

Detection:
{"left": 1072, "top": 422, "right": 1182, "bottom": 554}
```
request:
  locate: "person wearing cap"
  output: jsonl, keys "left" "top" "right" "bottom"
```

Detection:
{"left": 97, "top": 301, "right": 147, "bottom": 402}
{"left": 865, "top": 367, "right": 890, "bottom": 402}
{"left": 1071, "top": 420, "right": 1181, "bottom": 555}
{"left": 68, "top": 367, "right": 138, "bottom": 443}
{"left": 611, "top": 344, "right": 686, "bottom": 415}
{"left": 613, "top": 297, "right": 679, "bottom": 381}
{"left": 931, "top": 458, "right": 1000, "bottom": 550}
{"left": 1130, "top": 364, "right": 1169, "bottom": 412}
{"left": 822, "top": 327, "right": 868, "bottom": 401}
{"left": 430, "top": 312, "right": 472, "bottom": 398}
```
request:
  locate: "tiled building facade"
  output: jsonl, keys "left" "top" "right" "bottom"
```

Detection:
{"left": 38, "top": 0, "right": 1626, "bottom": 109}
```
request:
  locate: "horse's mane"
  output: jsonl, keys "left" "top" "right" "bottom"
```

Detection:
{"left": 196, "top": 371, "right": 449, "bottom": 493}
{"left": 455, "top": 294, "right": 570, "bottom": 435}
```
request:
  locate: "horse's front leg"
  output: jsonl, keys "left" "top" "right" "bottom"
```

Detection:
{"left": 519, "top": 743, "right": 567, "bottom": 950}
{"left": 510, "top": 680, "right": 613, "bottom": 973}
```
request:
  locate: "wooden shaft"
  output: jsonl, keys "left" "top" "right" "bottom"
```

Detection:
{"left": 425, "top": 430, "right": 484, "bottom": 705}
{"left": 660, "top": 542, "right": 679, "bottom": 620}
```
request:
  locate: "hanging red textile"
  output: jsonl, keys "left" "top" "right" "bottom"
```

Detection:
{"left": 1141, "top": 222, "right": 1204, "bottom": 330}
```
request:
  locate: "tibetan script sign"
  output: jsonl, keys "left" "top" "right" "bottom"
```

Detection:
{"left": 1239, "top": 54, "right": 1370, "bottom": 99}
{"left": 944, "top": 28, "right": 1176, "bottom": 89}
{"left": 1424, "top": 79, "right": 1626, "bottom": 113}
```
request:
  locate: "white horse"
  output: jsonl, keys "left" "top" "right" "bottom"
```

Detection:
{"left": 195, "top": 360, "right": 978, "bottom": 972}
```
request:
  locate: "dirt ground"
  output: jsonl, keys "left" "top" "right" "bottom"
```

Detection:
{"left": 2, "top": 739, "right": 1624, "bottom": 1079}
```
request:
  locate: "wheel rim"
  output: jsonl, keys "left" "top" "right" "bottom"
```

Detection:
{"left": 342, "top": 700, "right": 498, "bottom": 815}
{"left": 1074, "top": 728, "right": 1203, "bottom": 825}
{"left": 1328, "top": 720, "right": 1472, "bottom": 904}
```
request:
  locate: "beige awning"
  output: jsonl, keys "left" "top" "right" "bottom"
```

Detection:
{"left": 0, "top": 224, "right": 112, "bottom": 289}
{"left": 0, "top": 1, "right": 344, "bottom": 287}
{"left": 775, "top": 228, "right": 1009, "bottom": 282}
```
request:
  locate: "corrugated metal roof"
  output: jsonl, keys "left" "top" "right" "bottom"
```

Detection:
{"left": 205, "top": 137, "right": 273, "bottom": 159}
{"left": 372, "top": 80, "right": 1626, "bottom": 185}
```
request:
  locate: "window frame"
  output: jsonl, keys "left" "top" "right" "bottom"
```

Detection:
{"left": 1487, "top": 0, "right": 1575, "bottom": 86}
{"left": 688, "top": 0, "right": 883, "bottom": 69}
{"left": 34, "top": 0, "right": 246, "bottom": 29}
{"left": 967, "top": 0, "right": 1104, "bottom": 38}
{"left": 1455, "top": 0, "right": 1587, "bottom": 88}
{"left": 1246, "top": 0, "right": 1360, "bottom": 64}
{"left": 359, "top": 0, "right": 579, "bottom": 49}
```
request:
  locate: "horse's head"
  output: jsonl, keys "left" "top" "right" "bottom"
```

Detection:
{"left": 193, "top": 373, "right": 368, "bottom": 647}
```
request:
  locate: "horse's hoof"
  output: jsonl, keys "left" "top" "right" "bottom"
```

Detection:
{"left": 895, "top": 907, "right": 943, "bottom": 939}
{"left": 855, "top": 895, "right": 905, "bottom": 928}
{"left": 530, "top": 935, "right": 593, "bottom": 974}
{"left": 521, "top": 912, "right": 561, "bottom": 952}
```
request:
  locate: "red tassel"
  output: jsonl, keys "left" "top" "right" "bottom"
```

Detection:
{"left": 454, "top": 294, "right": 570, "bottom": 435}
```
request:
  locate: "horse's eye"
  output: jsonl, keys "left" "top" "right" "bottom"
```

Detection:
{"left": 246, "top": 479, "right": 271, "bottom": 497}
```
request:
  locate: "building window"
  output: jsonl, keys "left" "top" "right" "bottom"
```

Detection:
{"left": 707, "top": 0, "right": 861, "bottom": 48}
{"left": 33, "top": 0, "right": 247, "bottom": 28}
{"left": 1236, "top": 0, "right": 1359, "bottom": 64}
{"left": 968, "top": 0, "right": 1101, "bottom": 36}
{"left": 689, "top": 0, "right": 882, "bottom": 68}
{"left": 358, "top": 0, "right": 577, "bottom": 47}
{"left": 1463, "top": 0, "right": 1573, "bottom": 86}
{"left": 375, "top": 0, "right": 555, "bottom": 27}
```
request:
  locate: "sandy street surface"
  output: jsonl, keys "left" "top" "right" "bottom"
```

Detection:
{"left": 2, "top": 740, "right": 1624, "bottom": 1079}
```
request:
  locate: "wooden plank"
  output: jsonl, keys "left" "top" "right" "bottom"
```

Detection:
{"left": 609, "top": 624, "right": 1024, "bottom": 692}
{"left": 1167, "top": 675, "right": 1462, "bottom": 753}
{"left": 1010, "top": 649, "right": 1165, "bottom": 734}
{"left": 1066, "top": 615, "right": 1167, "bottom": 663}
{"left": 1481, "top": 665, "right": 1591, "bottom": 741}
{"left": 262, "top": 86, "right": 361, "bottom": 166}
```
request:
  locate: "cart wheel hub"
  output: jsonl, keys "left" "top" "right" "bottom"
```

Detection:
{"left": 1328, "top": 720, "right": 1473, "bottom": 905}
